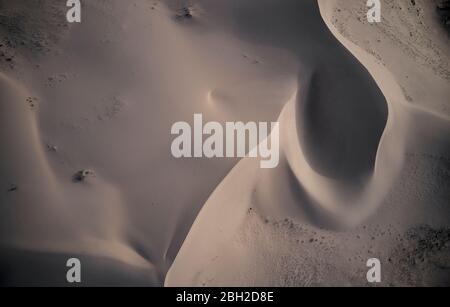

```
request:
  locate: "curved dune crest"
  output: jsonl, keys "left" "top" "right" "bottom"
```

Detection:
{"left": 166, "top": 0, "right": 450, "bottom": 286}
{"left": 1, "top": 0, "right": 448, "bottom": 286}
{"left": 296, "top": 66, "right": 387, "bottom": 182}
{"left": 0, "top": 72, "right": 67, "bottom": 245}
{"left": 0, "top": 73, "right": 156, "bottom": 281}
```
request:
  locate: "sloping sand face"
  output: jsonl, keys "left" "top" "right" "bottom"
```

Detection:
{"left": 228, "top": 0, "right": 388, "bottom": 182}
{"left": 0, "top": 72, "right": 158, "bottom": 284}
{"left": 1, "top": 0, "right": 296, "bottom": 285}
{"left": 0, "top": 0, "right": 449, "bottom": 286}
{"left": 166, "top": 0, "right": 450, "bottom": 286}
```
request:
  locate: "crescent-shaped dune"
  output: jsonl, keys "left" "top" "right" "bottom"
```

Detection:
{"left": 0, "top": 0, "right": 449, "bottom": 286}
{"left": 165, "top": 0, "right": 450, "bottom": 286}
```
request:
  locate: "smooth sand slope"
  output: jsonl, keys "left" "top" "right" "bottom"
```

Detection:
{"left": 0, "top": 71, "right": 158, "bottom": 284}
{"left": 0, "top": 0, "right": 449, "bottom": 286}
{"left": 1, "top": 0, "right": 295, "bottom": 285}
{"left": 166, "top": 0, "right": 450, "bottom": 286}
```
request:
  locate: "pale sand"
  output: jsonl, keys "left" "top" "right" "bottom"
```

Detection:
{"left": 0, "top": 0, "right": 449, "bottom": 286}
{"left": 166, "top": 0, "right": 450, "bottom": 286}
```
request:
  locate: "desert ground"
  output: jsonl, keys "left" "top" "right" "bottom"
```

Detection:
{"left": 0, "top": 0, "right": 449, "bottom": 286}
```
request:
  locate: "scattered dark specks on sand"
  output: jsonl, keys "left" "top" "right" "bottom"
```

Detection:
{"left": 73, "top": 169, "right": 95, "bottom": 182}
{"left": 46, "top": 144, "right": 58, "bottom": 152}
{"left": 7, "top": 184, "right": 18, "bottom": 192}
{"left": 388, "top": 225, "right": 450, "bottom": 286}
{"left": 46, "top": 74, "right": 69, "bottom": 87}
{"left": 176, "top": 7, "right": 193, "bottom": 19}
{"left": 26, "top": 97, "right": 38, "bottom": 109}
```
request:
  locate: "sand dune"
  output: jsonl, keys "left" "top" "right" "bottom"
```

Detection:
{"left": 0, "top": 72, "right": 155, "bottom": 281}
{"left": 166, "top": 0, "right": 450, "bottom": 286}
{"left": 1, "top": 0, "right": 294, "bottom": 285}
{"left": 0, "top": 0, "right": 449, "bottom": 286}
